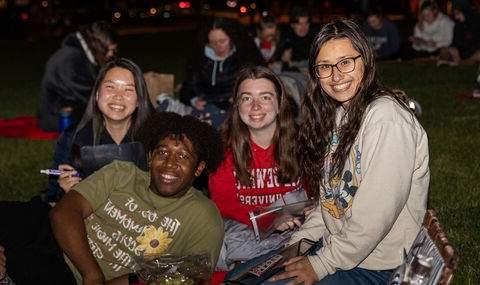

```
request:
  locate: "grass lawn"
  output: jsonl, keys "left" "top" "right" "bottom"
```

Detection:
{"left": 0, "top": 31, "right": 479, "bottom": 283}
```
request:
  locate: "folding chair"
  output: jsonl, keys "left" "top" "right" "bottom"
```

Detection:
{"left": 390, "top": 209, "right": 458, "bottom": 285}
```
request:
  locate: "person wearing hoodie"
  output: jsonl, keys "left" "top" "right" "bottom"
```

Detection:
{"left": 362, "top": 6, "right": 401, "bottom": 60}
{"left": 180, "top": 18, "right": 261, "bottom": 120}
{"left": 405, "top": 0, "right": 454, "bottom": 59}
{"left": 38, "top": 20, "right": 117, "bottom": 131}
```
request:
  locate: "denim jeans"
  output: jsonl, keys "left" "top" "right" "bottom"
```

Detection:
{"left": 262, "top": 267, "right": 393, "bottom": 285}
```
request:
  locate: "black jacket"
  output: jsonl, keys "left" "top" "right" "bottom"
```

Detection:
{"left": 273, "top": 26, "right": 318, "bottom": 63}
{"left": 38, "top": 33, "right": 98, "bottom": 131}
{"left": 180, "top": 49, "right": 246, "bottom": 110}
{"left": 46, "top": 122, "right": 146, "bottom": 201}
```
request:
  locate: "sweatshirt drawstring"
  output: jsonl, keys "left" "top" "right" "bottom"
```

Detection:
{"left": 211, "top": 60, "right": 226, "bottom": 86}
{"left": 205, "top": 45, "right": 235, "bottom": 86}
{"left": 211, "top": 60, "right": 218, "bottom": 86}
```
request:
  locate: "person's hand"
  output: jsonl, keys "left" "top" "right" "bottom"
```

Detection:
{"left": 197, "top": 112, "right": 212, "bottom": 125}
{"left": 0, "top": 245, "right": 6, "bottom": 280}
{"left": 410, "top": 36, "right": 428, "bottom": 47}
{"left": 269, "top": 256, "right": 318, "bottom": 285}
{"left": 58, "top": 164, "right": 81, "bottom": 193}
{"left": 281, "top": 48, "right": 293, "bottom": 64}
{"left": 276, "top": 217, "right": 303, "bottom": 231}
{"left": 409, "top": 36, "right": 421, "bottom": 44}
{"left": 425, "top": 40, "right": 436, "bottom": 48}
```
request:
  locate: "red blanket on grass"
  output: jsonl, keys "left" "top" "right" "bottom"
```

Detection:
{"left": 0, "top": 116, "right": 59, "bottom": 140}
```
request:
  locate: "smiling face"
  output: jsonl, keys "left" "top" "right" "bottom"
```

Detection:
{"left": 149, "top": 136, "right": 205, "bottom": 198}
{"left": 316, "top": 38, "right": 364, "bottom": 107}
{"left": 238, "top": 78, "right": 279, "bottom": 137}
{"left": 96, "top": 67, "right": 138, "bottom": 126}
{"left": 208, "top": 28, "right": 231, "bottom": 58}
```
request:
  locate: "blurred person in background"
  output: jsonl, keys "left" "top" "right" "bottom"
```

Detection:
{"left": 253, "top": 14, "right": 280, "bottom": 65}
{"left": 362, "top": 6, "right": 401, "bottom": 60}
{"left": 180, "top": 17, "right": 261, "bottom": 122}
{"left": 38, "top": 20, "right": 117, "bottom": 132}
{"left": 437, "top": 2, "right": 480, "bottom": 66}
{"left": 272, "top": 6, "right": 318, "bottom": 73}
{"left": 402, "top": 0, "right": 454, "bottom": 60}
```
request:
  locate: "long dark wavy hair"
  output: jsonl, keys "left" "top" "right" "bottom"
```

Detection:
{"left": 298, "top": 19, "right": 409, "bottom": 197}
{"left": 221, "top": 66, "right": 299, "bottom": 186}
{"left": 74, "top": 57, "right": 153, "bottom": 146}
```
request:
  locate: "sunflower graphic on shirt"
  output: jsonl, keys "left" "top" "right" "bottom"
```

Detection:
{"left": 136, "top": 226, "right": 173, "bottom": 257}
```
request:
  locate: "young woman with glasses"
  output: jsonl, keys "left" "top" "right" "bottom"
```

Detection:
{"left": 268, "top": 19, "right": 430, "bottom": 285}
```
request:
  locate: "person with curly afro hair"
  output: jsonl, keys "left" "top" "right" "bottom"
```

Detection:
{"left": 1, "top": 112, "right": 226, "bottom": 284}
{"left": 48, "top": 112, "right": 225, "bottom": 284}
{"left": 135, "top": 111, "right": 224, "bottom": 175}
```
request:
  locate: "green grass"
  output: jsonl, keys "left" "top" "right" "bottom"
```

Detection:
{"left": 1, "top": 32, "right": 479, "bottom": 283}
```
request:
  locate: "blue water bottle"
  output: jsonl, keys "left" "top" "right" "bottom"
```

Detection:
{"left": 58, "top": 108, "right": 73, "bottom": 133}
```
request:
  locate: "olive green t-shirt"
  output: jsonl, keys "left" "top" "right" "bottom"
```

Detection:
{"left": 67, "top": 161, "right": 224, "bottom": 282}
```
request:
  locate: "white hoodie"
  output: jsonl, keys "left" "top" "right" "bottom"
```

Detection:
{"left": 413, "top": 12, "right": 454, "bottom": 52}
{"left": 290, "top": 97, "right": 430, "bottom": 281}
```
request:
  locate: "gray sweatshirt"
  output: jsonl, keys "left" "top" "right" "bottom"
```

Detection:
{"left": 290, "top": 97, "right": 430, "bottom": 280}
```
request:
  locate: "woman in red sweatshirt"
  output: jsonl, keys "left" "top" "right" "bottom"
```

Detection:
{"left": 209, "top": 66, "right": 304, "bottom": 270}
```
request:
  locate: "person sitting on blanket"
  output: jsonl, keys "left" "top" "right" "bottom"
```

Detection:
{"left": 209, "top": 66, "right": 309, "bottom": 270}
{"left": 0, "top": 112, "right": 225, "bottom": 284}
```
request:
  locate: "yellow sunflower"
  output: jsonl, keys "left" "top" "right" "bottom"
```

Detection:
{"left": 136, "top": 226, "right": 173, "bottom": 257}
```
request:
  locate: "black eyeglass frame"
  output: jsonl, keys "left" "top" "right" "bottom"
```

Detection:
{"left": 313, "top": 55, "right": 362, "bottom": 79}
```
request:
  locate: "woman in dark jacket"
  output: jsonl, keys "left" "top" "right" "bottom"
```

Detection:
{"left": 180, "top": 18, "right": 262, "bottom": 113}
{"left": 45, "top": 58, "right": 153, "bottom": 201}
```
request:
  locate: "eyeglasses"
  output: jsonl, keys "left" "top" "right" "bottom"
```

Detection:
{"left": 313, "top": 55, "right": 362, "bottom": 79}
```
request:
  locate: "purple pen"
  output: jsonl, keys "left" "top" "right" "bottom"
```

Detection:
{"left": 39, "top": 169, "right": 79, "bottom": 177}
